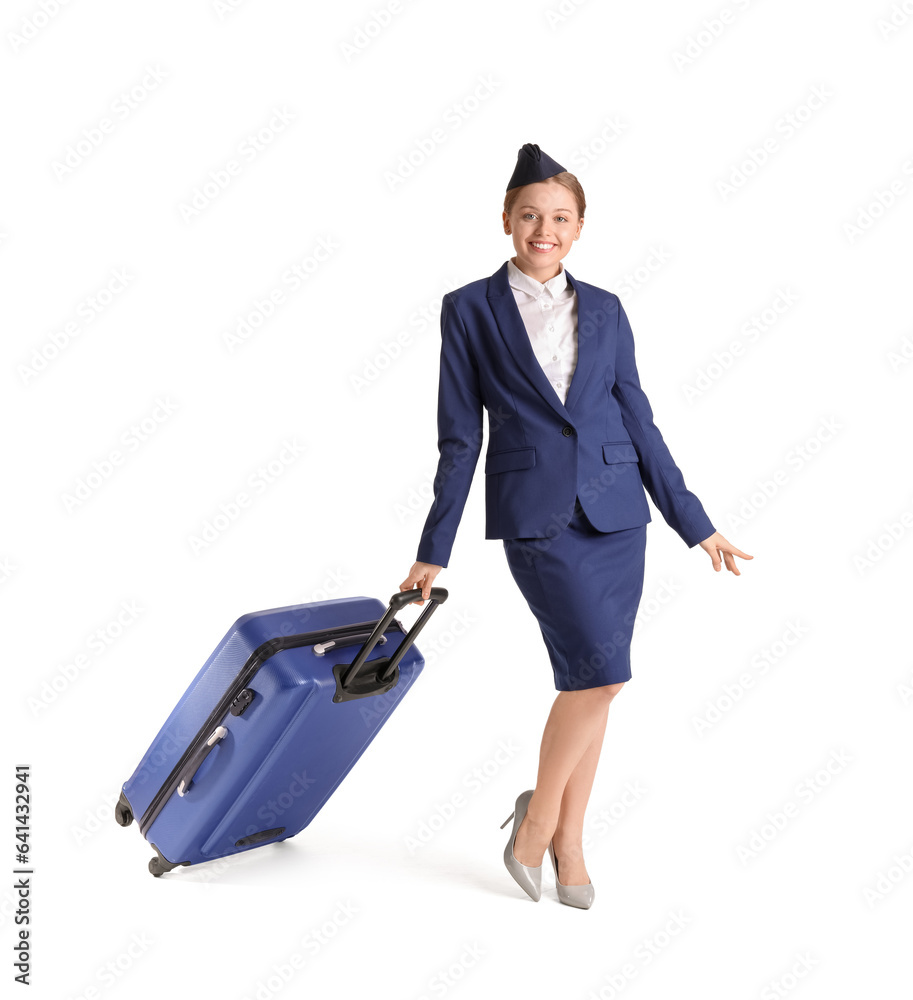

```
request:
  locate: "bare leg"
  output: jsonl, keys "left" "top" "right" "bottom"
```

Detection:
{"left": 550, "top": 707, "right": 609, "bottom": 883}
{"left": 511, "top": 683, "right": 623, "bottom": 881}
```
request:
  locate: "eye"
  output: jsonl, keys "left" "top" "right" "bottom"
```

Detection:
{"left": 522, "top": 213, "right": 536, "bottom": 220}
{"left": 556, "top": 215, "right": 568, "bottom": 223}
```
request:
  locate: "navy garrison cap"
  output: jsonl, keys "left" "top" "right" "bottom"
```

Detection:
{"left": 506, "top": 143, "right": 567, "bottom": 191}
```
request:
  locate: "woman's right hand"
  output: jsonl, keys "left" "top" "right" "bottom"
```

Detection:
{"left": 399, "top": 562, "right": 444, "bottom": 605}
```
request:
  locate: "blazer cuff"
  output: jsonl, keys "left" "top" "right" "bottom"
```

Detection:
{"left": 416, "top": 541, "right": 449, "bottom": 569}
{"left": 681, "top": 515, "right": 716, "bottom": 548}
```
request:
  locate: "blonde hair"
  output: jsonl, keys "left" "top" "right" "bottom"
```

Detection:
{"left": 503, "top": 171, "right": 586, "bottom": 220}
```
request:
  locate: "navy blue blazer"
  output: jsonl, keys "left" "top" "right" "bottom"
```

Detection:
{"left": 416, "top": 261, "right": 715, "bottom": 568}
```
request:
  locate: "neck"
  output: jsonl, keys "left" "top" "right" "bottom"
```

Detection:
{"left": 511, "top": 257, "right": 562, "bottom": 283}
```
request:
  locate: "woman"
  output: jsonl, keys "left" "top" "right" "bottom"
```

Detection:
{"left": 400, "top": 143, "right": 751, "bottom": 908}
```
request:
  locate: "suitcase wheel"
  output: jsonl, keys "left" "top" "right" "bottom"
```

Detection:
{"left": 115, "top": 789, "right": 134, "bottom": 827}
{"left": 148, "top": 843, "right": 190, "bottom": 878}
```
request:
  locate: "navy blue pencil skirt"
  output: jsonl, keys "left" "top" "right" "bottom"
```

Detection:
{"left": 502, "top": 497, "right": 647, "bottom": 691}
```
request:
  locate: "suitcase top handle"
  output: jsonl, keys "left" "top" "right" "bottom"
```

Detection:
{"left": 335, "top": 588, "right": 448, "bottom": 700}
{"left": 389, "top": 587, "right": 447, "bottom": 612}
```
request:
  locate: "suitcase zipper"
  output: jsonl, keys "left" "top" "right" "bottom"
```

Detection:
{"left": 137, "top": 617, "right": 405, "bottom": 838}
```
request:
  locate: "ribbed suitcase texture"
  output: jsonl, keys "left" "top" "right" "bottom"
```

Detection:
{"left": 116, "top": 590, "right": 447, "bottom": 876}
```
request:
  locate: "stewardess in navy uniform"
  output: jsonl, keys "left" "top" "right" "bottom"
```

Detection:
{"left": 400, "top": 143, "right": 752, "bottom": 908}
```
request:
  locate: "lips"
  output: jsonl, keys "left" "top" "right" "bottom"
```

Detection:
{"left": 529, "top": 241, "right": 556, "bottom": 252}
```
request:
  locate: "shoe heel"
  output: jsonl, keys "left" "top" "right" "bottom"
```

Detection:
{"left": 501, "top": 791, "right": 541, "bottom": 902}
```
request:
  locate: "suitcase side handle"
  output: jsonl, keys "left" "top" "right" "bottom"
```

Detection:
{"left": 176, "top": 726, "right": 228, "bottom": 797}
{"left": 336, "top": 587, "right": 448, "bottom": 697}
{"left": 314, "top": 633, "right": 387, "bottom": 656}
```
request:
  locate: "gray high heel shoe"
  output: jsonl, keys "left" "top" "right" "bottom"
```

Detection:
{"left": 500, "top": 789, "right": 542, "bottom": 901}
{"left": 547, "top": 840, "right": 595, "bottom": 909}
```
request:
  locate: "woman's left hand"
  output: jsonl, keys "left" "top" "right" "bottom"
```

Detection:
{"left": 698, "top": 532, "right": 753, "bottom": 575}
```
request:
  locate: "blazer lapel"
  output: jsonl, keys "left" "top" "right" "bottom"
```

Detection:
{"left": 486, "top": 261, "right": 596, "bottom": 421}
{"left": 562, "top": 268, "right": 596, "bottom": 414}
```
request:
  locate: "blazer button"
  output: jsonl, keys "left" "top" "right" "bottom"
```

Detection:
{"left": 562, "top": 425, "right": 574, "bottom": 437}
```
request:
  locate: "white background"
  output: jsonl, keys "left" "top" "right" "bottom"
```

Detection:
{"left": 4, "top": 0, "right": 913, "bottom": 996}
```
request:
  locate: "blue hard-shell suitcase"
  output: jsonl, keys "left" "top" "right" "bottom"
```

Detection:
{"left": 116, "top": 588, "right": 448, "bottom": 876}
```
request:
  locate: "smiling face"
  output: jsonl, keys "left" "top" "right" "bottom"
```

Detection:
{"left": 502, "top": 179, "right": 584, "bottom": 282}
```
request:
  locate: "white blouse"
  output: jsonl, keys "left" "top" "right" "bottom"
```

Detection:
{"left": 506, "top": 258, "right": 578, "bottom": 405}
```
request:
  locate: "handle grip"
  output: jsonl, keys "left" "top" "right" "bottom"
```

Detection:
{"left": 389, "top": 587, "right": 447, "bottom": 611}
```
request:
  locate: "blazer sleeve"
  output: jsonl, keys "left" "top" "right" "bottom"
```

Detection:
{"left": 612, "top": 296, "right": 716, "bottom": 548}
{"left": 415, "top": 293, "right": 484, "bottom": 568}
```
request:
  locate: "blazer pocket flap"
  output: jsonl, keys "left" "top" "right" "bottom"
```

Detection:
{"left": 485, "top": 447, "right": 537, "bottom": 475}
{"left": 603, "top": 442, "right": 639, "bottom": 464}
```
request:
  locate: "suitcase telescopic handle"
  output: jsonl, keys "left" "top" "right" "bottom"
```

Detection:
{"left": 340, "top": 587, "right": 448, "bottom": 690}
